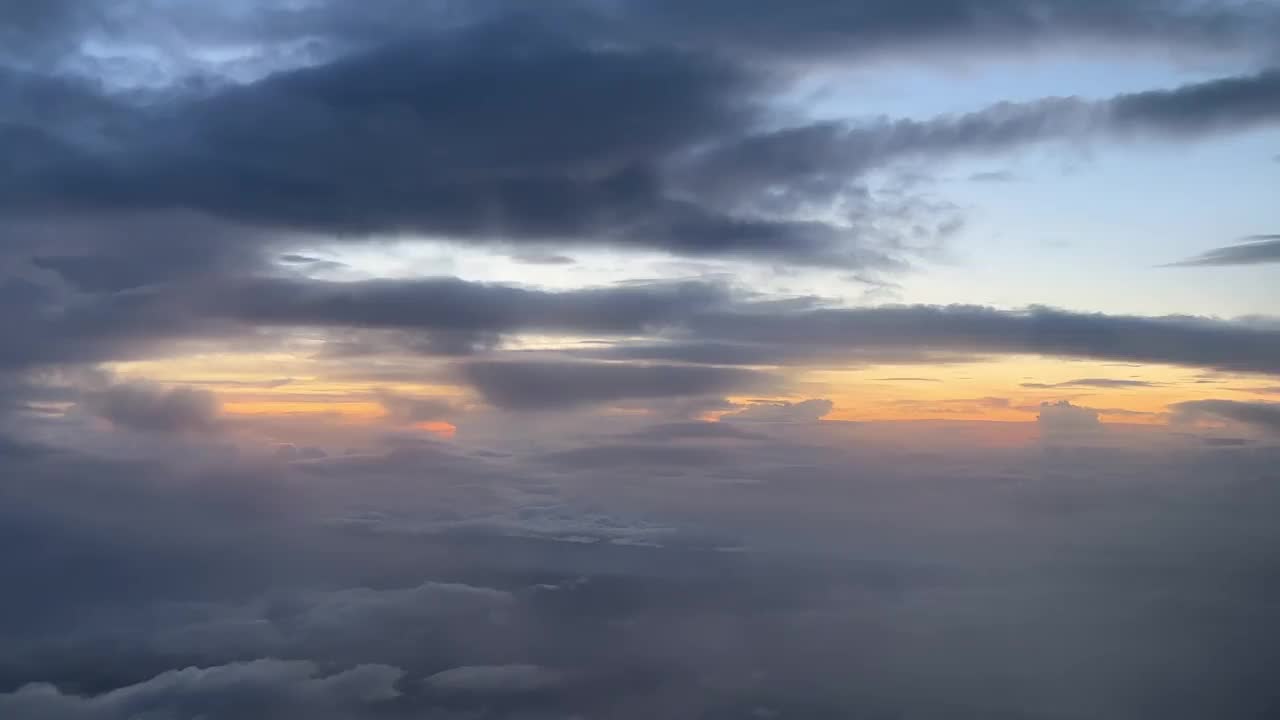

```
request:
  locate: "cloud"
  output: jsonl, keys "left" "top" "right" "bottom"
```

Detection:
{"left": 538, "top": 443, "right": 732, "bottom": 471}
{"left": 616, "top": 0, "right": 1280, "bottom": 62}
{"left": 509, "top": 252, "right": 576, "bottom": 266}
{"left": 461, "top": 361, "right": 773, "bottom": 410}
{"left": 4, "top": 9, "right": 1278, "bottom": 276}
{"left": 628, "top": 422, "right": 763, "bottom": 442}
{"left": 1172, "top": 399, "right": 1280, "bottom": 433}
{"left": 0, "top": 659, "right": 403, "bottom": 720}
{"left": 10, "top": 0, "right": 1280, "bottom": 81}
{"left": 5, "top": 406, "right": 1280, "bottom": 718}
{"left": 721, "top": 398, "right": 835, "bottom": 423}
{"left": 684, "top": 70, "right": 1280, "bottom": 210}
{"left": 6, "top": 268, "right": 1280, "bottom": 382}
{"left": 0, "top": 26, "right": 905, "bottom": 268}
{"left": 1168, "top": 235, "right": 1280, "bottom": 267}
{"left": 212, "top": 277, "right": 733, "bottom": 336}
{"left": 968, "top": 170, "right": 1018, "bottom": 183}
{"left": 375, "top": 391, "right": 458, "bottom": 424}
{"left": 687, "top": 304, "right": 1280, "bottom": 375}
{"left": 1021, "top": 378, "right": 1160, "bottom": 389}
{"left": 424, "top": 664, "right": 563, "bottom": 693}
{"left": 1036, "top": 400, "right": 1102, "bottom": 434}
{"left": 81, "top": 382, "right": 221, "bottom": 433}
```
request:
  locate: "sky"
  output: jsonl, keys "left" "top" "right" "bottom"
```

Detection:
{"left": 2, "top": 1, "right": 1280, "bottom": 718}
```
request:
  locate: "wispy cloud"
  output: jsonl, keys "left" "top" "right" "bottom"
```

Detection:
{"left": 1167, "top": 235, "right": 1280, "bottom": 267}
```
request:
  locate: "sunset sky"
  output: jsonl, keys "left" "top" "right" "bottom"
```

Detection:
{"left": 2, "top": 2, "right": 1279, "bottom": 719}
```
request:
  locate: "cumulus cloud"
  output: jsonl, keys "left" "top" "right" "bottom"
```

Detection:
{"left": 1036, "top": 400, "right": 1102, "bottom": 434}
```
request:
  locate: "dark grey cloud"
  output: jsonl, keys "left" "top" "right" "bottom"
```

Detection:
{"left": 687, "top": 304, "right": 1280, "bottom": 374}
{"left": 6, "top": 269, "right": 1280, "bottom": 382}
{"left": 627, "top": 422, "right": 764, "bottom": 443}
{"left": 0, "top": 281, "right": 238, "bottom": 372}
{"left": 1169, "top": 235, "right": 1280, "bottom": 267}
{"left": 3, "top": 5, "right": 1277, "bottom": 276}
{"left": 1109, "top": 71, "right": 1280, "bottom": 138}
{"left": 509, "top": 252, "right": 576, "bottom": 266}
{"left": 0, "top": 275, "right": 727, "bottom": 372}
{"left": 1021, "top": 378, "right": 1161, "bottom": 389}
{"left": 0, "top": 659, "right": 404, "bottom": 720}
{"left": 0, "top": 27, "right": 902, "bottom": 268}
{"left": 1037, "top": 400, "right": 1102, "bottom": 434}
{"left": 424, "top": 664, "right": 563, "bottom": 694}
{"left": 82, "top": 381, "right": 221, "bottom": 433}
{"left": 683, "top": 69, "right": 1280, "bottom": 207}
{"left": 461, "top": 361, "right": 773, "bottom": 410}
{"left": 15, "top": 0, "right": 1278, "bottom": 82}
{"left": 215, "top": 277, "right": 731, "bottom": 336}
{"left": 581, "top": 340, "right": 982, "bottom": 368}
{"left": 616, "top": 0, "right": 1280, "bottom": 62}
{"left": 1173, "top": 399, "right": 1280, "bottom": 433}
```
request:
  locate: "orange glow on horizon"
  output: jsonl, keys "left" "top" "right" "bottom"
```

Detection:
{"left": 412, "top": 421, "right": 458, "bottom": 439}
{"left": 109, "top": 353, "right": 1262, "bottom": 431}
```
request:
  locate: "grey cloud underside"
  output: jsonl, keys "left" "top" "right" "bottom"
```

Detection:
{"left": 679, "top": 304, "right": 1280, "bottom": 374}
{"left": 1170, "top": 235, "right": 1280, "bottom": 266}
{"left": 182, "top": 280, "right": 1280, "bottom": 376}
{"left": 1021, "top": 378, "right": 1161, "bottom": 389}
{"left": 11, "top": 0, "right": 1279, "bottom": 73}
{"left": 4, "top": 419, "right": 1280, "bottom": 718}
{"left": 460, "top": 361, "right": 774, "bottom": 410}
{"left": 614, "top": 0, "right": 1280, "bottom": 60}
{"left": 6, "top": 273, "right": 1280, "bottom": 380}
{"left": 213, "top": 277, "right": 733, "bottom": 335}
{"left": 83, "top": 381, "right": 221, "bottom": 433}
{"left": 685, "top": 69, "right": 1280, "bottom": 207}
{"left": 1173, "top": 399, "right": 1280, "bottom": 432}
{"left": 0, "top": 660, "right": 404, "bottom": 720}
{"left": 0, "top": 35, "right": 897, "bottom": 269}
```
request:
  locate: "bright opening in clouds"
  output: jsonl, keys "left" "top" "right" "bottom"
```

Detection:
{"left": 2, "top": 2, "right": 1279, "bottom": 718}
